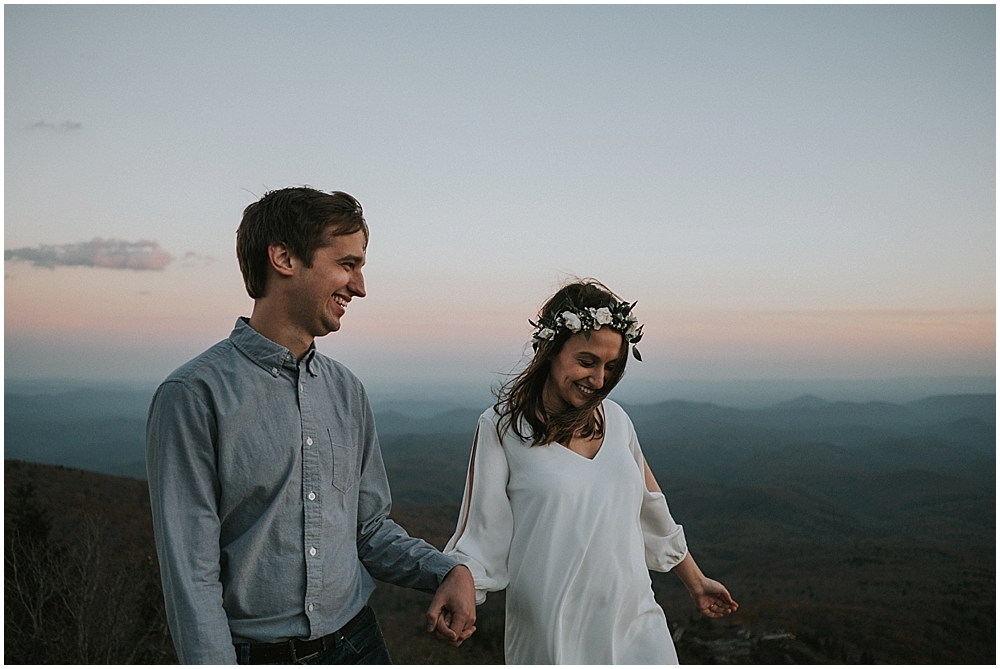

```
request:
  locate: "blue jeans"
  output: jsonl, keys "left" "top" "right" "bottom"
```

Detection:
{"left": 240, "top": 607, "right": 393, "bottom": 665}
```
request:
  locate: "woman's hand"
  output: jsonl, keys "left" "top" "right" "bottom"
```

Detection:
{"left": 671, "top": 553, "right": 739, "bottom": 618}
{"left": 689, "top": 577, "right": 739, "bottom": 618}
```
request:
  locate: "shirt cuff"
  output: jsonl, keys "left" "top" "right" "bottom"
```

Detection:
{"left": 429, "top": 551, "right": 461, "bottom": 586}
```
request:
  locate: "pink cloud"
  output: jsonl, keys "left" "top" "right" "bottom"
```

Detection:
{"left": 5, "top": 238, "right": 174, "bottom": 271}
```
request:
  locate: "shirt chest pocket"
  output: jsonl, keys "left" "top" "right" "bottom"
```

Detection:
{"left": 327, "top": 429, "right": 357, "bottom": 493}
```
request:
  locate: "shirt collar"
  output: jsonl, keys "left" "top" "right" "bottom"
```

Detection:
{"left": 229, "top": 317, "right": 319, "bottom": 378}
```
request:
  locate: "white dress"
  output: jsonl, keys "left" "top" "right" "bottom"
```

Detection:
{"left": 444, "top": 400, "right": 689, "bottom": 664}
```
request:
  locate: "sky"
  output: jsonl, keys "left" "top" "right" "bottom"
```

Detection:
{"left": 4, "top": 5, "right": 996, "bottom": 405}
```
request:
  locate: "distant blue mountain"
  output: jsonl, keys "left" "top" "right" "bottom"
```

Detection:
{"left": 5, "top": 388, "right": 154, "bottom": 421}
{"left": 4, "top": 388, "right": 153, "bottom": 478}
{"left": 3, "top": 387, "right": 994, "bottom": 487}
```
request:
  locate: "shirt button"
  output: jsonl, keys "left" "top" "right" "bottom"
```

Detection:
{"left": 271, "top": 367, "right": 278, "bottom": 374}
{"left": 308, "top": 603, "right": 315, "bottom": 612}
{"left": 306, "top": 437, "right": 313, "bottom": 446}
{"left": 307, "top": 492, "right": 316, "bottom": 501}
{"left": 309, "top": 547, "right": 317, "bottom": 556}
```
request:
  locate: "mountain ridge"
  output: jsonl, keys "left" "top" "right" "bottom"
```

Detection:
{"left": 4, "top": 390, "right": 993, "bottom": 484}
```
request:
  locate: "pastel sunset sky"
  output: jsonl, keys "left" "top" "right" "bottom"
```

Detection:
{"left": 5, "top": 5, "right": 995, "bottom": 404}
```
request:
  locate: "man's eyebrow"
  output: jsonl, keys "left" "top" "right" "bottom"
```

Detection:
{"left": 337, "top": 253, "right": 366, "bottom": 264}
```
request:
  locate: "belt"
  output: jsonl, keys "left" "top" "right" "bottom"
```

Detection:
{"left": 238, "top": 605, "right": 369, "bottom": 664}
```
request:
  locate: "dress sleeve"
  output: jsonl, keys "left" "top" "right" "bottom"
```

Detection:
{"left": 444, "top": 412, "right": 514, "bottom": 605}
{"left": 624, "top": 412, "right": 689, "bottom": 572}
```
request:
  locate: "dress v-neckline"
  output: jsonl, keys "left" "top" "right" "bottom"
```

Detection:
{"left": 556, "top": 403, "right": 609, "bottom": 462}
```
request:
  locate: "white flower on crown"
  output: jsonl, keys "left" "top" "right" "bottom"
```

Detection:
{"left": 561, "top": 311, "right": 582, "bottom": 333}
{"left": 626, "top": 322, "right": 638, "bottom": 338}
{"left": 537, "top": 327, "right": 556, "bottom": 341}
{"left": 595, "top": 307, "right": 613, "bottom": 325}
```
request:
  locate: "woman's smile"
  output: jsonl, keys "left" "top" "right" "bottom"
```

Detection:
{"left": 543, "top": 327, "right": 623, "bottom": 413}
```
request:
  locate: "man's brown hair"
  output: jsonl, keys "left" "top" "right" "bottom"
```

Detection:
{"left": 236, "top": 187, "right": 368, "bottom": 299}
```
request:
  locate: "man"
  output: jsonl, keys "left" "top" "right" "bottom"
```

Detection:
{"left": 146, "top": 187, "right": 476, "bottom": 664}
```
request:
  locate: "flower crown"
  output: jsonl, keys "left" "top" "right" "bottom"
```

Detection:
{"left": 530, "top": 298, "right": 645, "bottom": 361}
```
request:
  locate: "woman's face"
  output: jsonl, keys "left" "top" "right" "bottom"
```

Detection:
{"left": 542, "top": 327, "right": 624, "bottom": 414}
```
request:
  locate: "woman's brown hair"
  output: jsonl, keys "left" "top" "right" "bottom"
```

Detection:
{"left": 494, "top": 279, "right": 632, "bottom": 446}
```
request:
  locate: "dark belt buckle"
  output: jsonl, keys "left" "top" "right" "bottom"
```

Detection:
{"left": 288, "top": 638, "right": 320, "bottom": 663}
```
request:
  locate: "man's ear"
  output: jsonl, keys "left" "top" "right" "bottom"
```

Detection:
{"left": 267, "top": 243, "right": 296, "bottom": 277}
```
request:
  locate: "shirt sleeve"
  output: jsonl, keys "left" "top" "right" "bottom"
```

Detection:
{"left": 444, "top": 412, "right": 514, "bottom": 605}
{"left": 354, "top": 386, "right": 459, "bottom": 593}
{"left": 624, "top": 411, "right": 689, "bottom": 572}
{"left": 145, "top": 381, "right": 237, "bottom": 665}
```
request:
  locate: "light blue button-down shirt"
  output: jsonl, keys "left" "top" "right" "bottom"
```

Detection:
{"left": 146, "top": 318, "right": 457, "bottom": 664}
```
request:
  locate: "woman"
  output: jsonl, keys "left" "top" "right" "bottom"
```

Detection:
{"left": 444, "top": 280, "right": 737, "bottom": 664}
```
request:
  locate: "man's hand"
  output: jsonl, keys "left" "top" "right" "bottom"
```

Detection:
{"left": 425, "top": 564, "right": 477, "bottom": 647}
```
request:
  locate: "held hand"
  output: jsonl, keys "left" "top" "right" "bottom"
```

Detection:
{"left": 690, "top": 577, "right": 739, "bottom": 618}
{"left": 425, "top": 565, "right": 477, "bottom": 647}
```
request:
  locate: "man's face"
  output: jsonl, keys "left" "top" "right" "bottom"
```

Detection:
{"left": 288, "top": 229, "right": 367, "bottom": 339}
